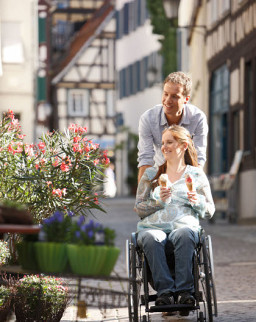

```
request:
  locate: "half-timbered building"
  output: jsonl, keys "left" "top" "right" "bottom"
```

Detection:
{"left": 178, "top": 0, "right": 256, "bottom": 223}
{"left": 50, "top": 0, "right": 116, "bottom": 153}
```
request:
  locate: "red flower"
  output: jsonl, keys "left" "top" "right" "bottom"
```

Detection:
{"left": 102, "top": 157, "right": 110, "bottom": 165}
{"left": 60, "top": 162, "right": 69, "bottom": 172}
{"left": 52, "top": 158, "right": 59, "bottom": 167}
{"left": 93, "top": 159, "right": 100, "bottom": 166}
{"left": 73, "top": 143, "right": 82, "bottom": 153}
{"left": 73, "top": 136, "right": 81, "bottom": 143}
{"left": 52, "top": 189, "right": 62, "bottom": 198}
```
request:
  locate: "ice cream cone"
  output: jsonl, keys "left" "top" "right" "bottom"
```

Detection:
{"left": 185, "top": 174, "right": 194, "bottom": 192}
{"left": 159, "top": 174, "right": 168, "bottom": 188}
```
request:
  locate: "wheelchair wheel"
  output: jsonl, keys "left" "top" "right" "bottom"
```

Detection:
{"left": 199, "top": 235, "right": 218, "bottom": 321}
{"left": 127, "top": 238, "right": 143, "bottom": 322}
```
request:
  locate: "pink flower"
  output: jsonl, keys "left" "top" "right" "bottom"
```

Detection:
{"left": 8, "top": 144, "right": 14, "bottom": 153}
{"left": 60, "top": 162, "right": 69, "bottom": 172}
{"left": 73, "top": 143, "right": 82, "bottom": 153}
{"left": 68, "top": 123, "right": 79, "bottom": 133}
{"left": 84, "top": 145, "right": 90, "bottom": 152}
{"left": 52, "top": 189, "right": 62, "bottom": 198}
{"left": 38, "top": 142, "right": 46, "bottom": 151}
{"left": 17, "top": 134, "right": 26, "bottom": 139}
{"left": 73, "top": 136, "right": 81, "bottom": 143}
{"left": 7, "top": 142, "right": 23, "bottom": 154}
{"left": 46, "top": 181, "right": 52, "bottom": 187}
{"left": 52, "top": 158, "right": 59, "bottom": 167}
{"left": 102, "top": 157, "right": 110, "bottom": 165}
{"left": 93, "top": 159, "right": 100, "bottom": 166}
{"left": 7, "top": 109, "right": 14, "bottom": 120}
{"left": 35, "top": 164, "right": 40, "bottom": 170}
{"left": 103, "top": 150, "right": 108, "bottom": 158}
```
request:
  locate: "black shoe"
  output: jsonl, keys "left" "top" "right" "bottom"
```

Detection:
{"left": 178, "top": 292, "right": 195, "bottom": 316}
{"left": 178, "top": 292, "right": 195, "bottom": 305}
{"left": 155, "top": 292, "right": 175, "bottom": 306}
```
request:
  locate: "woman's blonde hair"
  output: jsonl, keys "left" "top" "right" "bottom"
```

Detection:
{"left": 151, "top": 125, "right": 198, "bottom": 188}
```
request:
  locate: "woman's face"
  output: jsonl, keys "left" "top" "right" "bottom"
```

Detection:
{"left": 161, "top": 131, "right": 186, "bottom": 161}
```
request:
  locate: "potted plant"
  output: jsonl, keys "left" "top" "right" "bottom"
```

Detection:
{"left": 0, "top": 110, "right": 111, "bottom": 266}
{"left": 0, "top": 110, "right": 110, "bottom": 223}
{"left": 0, "top": 241, "right": 10, "bottom": 267}
{"left": 33, "top": 211, "right": 73, "bottom": 273}
{"left": 14, "top": 275, "right": 69, "bottom": 322}
{"left": 67, "top": 217, "right": 120, "bottom": 276}
{"left": 0, "top": 285, "right": 12, "bottom": 322}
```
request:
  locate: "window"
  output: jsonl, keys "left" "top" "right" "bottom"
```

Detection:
{"left": 106, "top": 90, "right": 115, "bottom": 117}
{"left": 1, "top": 22, "right": 24, "bottom": 63}
{"left": 118, "top": 51, "right": 163, "bottom": 99}
{"left": 209, "top": 65, "right": 229, "bottom": 175}
{"left": 116, "top": 0, "right": 149, "bottom": 40}
{"left": 123, "top": 3, "right": 129, "bottom": 35}
{"left": 244, "top": 61, "right": 254, "bottom": 152}
{"left": 220, "top": 0, "right": 230, "bottom": 16}
{"left": 232, "top": 110, "right": 240, "bottom": 153}
{"left": 68, "top": 89, "right": 89, "bottom": 116}
{"left": 211, "top": 0, "right": 218, "bottom": 24}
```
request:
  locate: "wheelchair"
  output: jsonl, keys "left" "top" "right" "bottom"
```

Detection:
{"left": 126, "top": 230, "right": 217, "bottom": 321}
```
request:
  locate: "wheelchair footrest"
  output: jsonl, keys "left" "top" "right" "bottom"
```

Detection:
{"left": 141, "top": 294, "right": 157, "bottom": 305}
{"left": 147, "top": 304, "right": 200, "bottom": 313}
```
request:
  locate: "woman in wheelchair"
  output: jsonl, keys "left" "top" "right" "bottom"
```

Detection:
{"left": 134, "top": 125, "right": 215, "bottom": 310}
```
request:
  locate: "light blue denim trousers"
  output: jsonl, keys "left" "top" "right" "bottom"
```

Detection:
{"left": 137, "top": 227, "right": 199, "bottom": 297}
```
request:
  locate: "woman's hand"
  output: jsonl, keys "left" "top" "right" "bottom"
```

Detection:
{"left": 187, "top": 191, "right": 198, "bottom": 205}
{"left": 160, "top": 187, "right": 171, "bottom": 202}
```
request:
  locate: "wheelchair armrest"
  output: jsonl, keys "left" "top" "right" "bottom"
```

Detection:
{"left": 131, "top": 232, "right": 137, "bottom": 247}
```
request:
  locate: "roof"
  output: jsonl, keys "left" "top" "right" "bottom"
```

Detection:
{"left": 51, "top": 0, "right": 115, "bottom": 84}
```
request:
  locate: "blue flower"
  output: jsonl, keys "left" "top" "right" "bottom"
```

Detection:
{"left": 87, "top": 230, "right": 94, "bottom": 239}
{"left": 67, "top": 211, "right": 74, "bottom": 217}
{"left": 77, "top": 215, "right": 85, "bottom": 226}
{"left": 75, "top": 231, "right": 81, "bottom": 239}
{"left": 80, "top": 224, "right": 87, "bottom": 232}
{"left": 53, "top": 211, "right": 64, "bottom": 223}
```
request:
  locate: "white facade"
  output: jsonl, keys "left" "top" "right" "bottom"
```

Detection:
{"left": 0, "top": 0, "right": 38, "bottom": 142}
{"left": 115, "top": 0, "right": 163, "bottom": 195}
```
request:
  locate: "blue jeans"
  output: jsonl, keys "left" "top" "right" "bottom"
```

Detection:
{"left": 137, "top": 227, "right": 199, "bottom": 297}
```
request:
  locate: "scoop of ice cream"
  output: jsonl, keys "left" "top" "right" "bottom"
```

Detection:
{"left": 185, "top": 174, "right": 194, "bottom": 191}
{"left": 159, "top": 174, "right": 168, "bottom": 183}
{"left": 185, "top": 174, "right": 192, "bottom": 183}
{"left": 159, "top": 174, "right": 168, "bottom": 188}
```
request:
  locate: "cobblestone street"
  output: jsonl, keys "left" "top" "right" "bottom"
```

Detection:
{"left": 61, "top": 197, "right": 256, "bottom": 322}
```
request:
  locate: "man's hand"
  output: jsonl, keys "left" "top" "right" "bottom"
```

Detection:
{"left": 138, "top": 165, "right": 152, "bottom": 182}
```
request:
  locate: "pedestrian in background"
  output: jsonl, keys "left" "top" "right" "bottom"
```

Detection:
{"left": 103, "top": 162, "right": 117, "bottom": 198}
{"left": 137, "top": 71, "right": 208, "bottom": 182}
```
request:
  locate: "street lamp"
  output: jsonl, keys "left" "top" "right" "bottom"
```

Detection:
{"left": 163, "top": 0, "right": 180, "bottom": 21}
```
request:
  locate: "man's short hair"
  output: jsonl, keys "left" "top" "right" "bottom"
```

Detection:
{"left": 163, "top": 71, "right": 192, "bottom": 97}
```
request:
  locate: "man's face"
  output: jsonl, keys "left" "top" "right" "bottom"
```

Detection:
{"left": 162, "top": 82, "right": 189, "bottom": 118}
